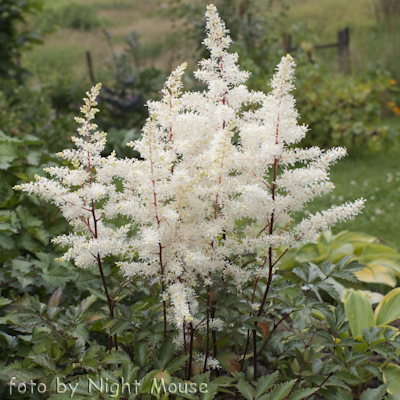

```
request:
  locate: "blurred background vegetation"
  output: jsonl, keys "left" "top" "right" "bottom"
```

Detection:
{"left": 0, "top": 0, "right": 400, "bottom": 267}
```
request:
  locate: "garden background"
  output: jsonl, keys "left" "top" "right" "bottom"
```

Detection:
{"left": 2, "top": 0, "right": 400, "bottom": 398}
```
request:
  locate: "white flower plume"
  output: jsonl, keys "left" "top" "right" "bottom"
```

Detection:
{"left": 14, "top": 5, "right": 364, "bottom": 337}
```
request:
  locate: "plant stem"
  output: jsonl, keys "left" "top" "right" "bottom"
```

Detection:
{"left": 211, "top": 301, "right": 219, "bottom": 376}
{"left": 204, "top": 285, "right": 210, "bottom": 373}
{"left": 188, "top": 322, "right": 194, "bottom": 380}
{"left": 97, "top": 255, "right": 118, "bottom": 350}
{"left": 253, "top": 325, "right": 257, "bottom": 380}
{"left": 240, "top": 331, "right": 251, "bottom": 372}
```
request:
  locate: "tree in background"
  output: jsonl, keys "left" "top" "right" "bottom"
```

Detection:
{"left": 0, "top": 0, "right": 44, "bottom": 83}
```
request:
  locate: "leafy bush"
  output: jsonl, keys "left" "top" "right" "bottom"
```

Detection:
{"left": 279, "top": 230, "right": 400, "bottom": 295}
{"left": 293, "top": 59, "right": 396, "bottom": 150}
{"left": 0, "top": 0, "right": 44, "bottom": 82}
{"left": 1, "top": 4, "right": 397, "bottom": 400}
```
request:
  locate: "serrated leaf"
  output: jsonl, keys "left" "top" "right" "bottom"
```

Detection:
{"left": 270, "top": 380, "right": 296, "bottom": 400}
{"left": 88, "top": 288, "right": 108, "bottom": 302}
{"left": 165, "top": 355, "right": 189, "bottom": 373}
{"left": 153, "top": 336, "right": 175, "bottom": 369}
{"left": 26, "top": 150, "right": 42, "bottom": 166}
{"left": 238, "top": 379, "right": 255, "bottom": 400}
{"left": 0, "top": 296, "right": 12, "bottom": 307}
{"left": 110, "top": 320, "right": 130, "bottom": 336}
{"left": 360, "top": 381, "right": 390, "bottom": 400}
{"left": 42, "top": 264, "right": 72, "bottom": 287}
{"left": 134, "top": 340, "right": 148, "bottom": 366}
{"left": 334, "top": 370, "right": 363, "bottom": 385}
{"left": 255, "top": 372, "right": 279, "bottom": 399}
{"left": 0, "top": 331, "right": 18, "bottom": 348}
{"left": 28, "top": 354, "right": 56, "bottom": 371}
{"left": 103, "top": 349, "right": 131, "bottom": 364}
{"left": 288, "top": 387, "right": 318, "bottom": 400}
{"left": 15, "top": 369, "right": 45, "bottom": 382}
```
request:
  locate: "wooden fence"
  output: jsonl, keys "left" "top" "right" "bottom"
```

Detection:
{"left": 283, "top": 27, "right": 350, "bottom": 73}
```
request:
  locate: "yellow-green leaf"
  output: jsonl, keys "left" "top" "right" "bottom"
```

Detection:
{"left": 325, "top": 243, "right": 354, "bottom": 264}
{"left": 375, "top": 288, "right": 400, "bottom": 326}
{"left": 344, "top": 290, "right": 375, "bottom": 337}
{"left": 360, "top": 244, "right": 400, "bottom": 263}
{"left": 355, "top": 264, "right": 396, "bottom": 287}
{"left": 383, "top": 363, "right": 400, "bottom": 396}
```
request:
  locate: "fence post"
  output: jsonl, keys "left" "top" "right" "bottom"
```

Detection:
{"left": 337, "top": 27, "right": 350, "bottom": 73}
{"left": 283, "top": 32, "right": 292, "bottom": 54}
{"left": 86, "top": 51, "right": 96, "bottom": 84}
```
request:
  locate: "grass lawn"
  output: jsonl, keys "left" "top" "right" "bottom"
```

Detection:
{"left": 300, "top": 132, "right": 400, "bottom": 250}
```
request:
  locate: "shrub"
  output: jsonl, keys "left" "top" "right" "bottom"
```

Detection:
{"left": 3, "top": 4, "right": 397, "bottom": 399}
{"left": 0, "top": 0, "right": 44, "bottom": 82}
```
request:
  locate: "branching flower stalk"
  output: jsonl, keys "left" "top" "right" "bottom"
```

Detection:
{"left": 15, "top": 4, "right": 365, "bottom": 373}
{"left": 14, "top": 84, "right": 131, "bottom": 351}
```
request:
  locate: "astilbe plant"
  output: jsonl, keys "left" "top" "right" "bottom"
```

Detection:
{"left": 15, "top": 4, "right": 399, "bottom": 400}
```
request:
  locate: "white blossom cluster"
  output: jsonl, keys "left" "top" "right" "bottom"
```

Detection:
{"left": 15, "top": 5, "right": 364, "bottom": 336}
{"left": 14, "top": 83, "right": 131, "bottom": 268}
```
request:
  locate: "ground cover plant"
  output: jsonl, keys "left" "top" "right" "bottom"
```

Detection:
{"left": 3, "top": 4, "right": 400, "bottom": 399}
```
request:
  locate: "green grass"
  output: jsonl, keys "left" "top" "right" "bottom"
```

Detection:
{"left": 300, "top": 141, "right": 400, "bottom": 250}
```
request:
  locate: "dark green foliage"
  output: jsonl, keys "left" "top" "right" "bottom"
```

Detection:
{"left": 293, "top": 58, "right": 395, "bottom": 150}
{"left": 0, "top": 0, "right": 44, "bottom": 81}
{"left": 1, "top": 255, "right": 396, "bottom": 398}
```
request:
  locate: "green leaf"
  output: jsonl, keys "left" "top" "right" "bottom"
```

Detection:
{"left": 48, "top": 287, "right": 63, "bottom": 307}
{"left": 26, "top": 150, "right": 42, "bottom": 166}
{"left": 134, "top": 340, "right": 148, "bottom": 366}
{"left": 103, "top": 349, "right": 131, "bottom": 364}
{"left": 334, "top": 370, "right": 363, "bottom": 385}
{"left": 0, "top": 296, "right": 12, "bottom": 307}
{"left": 344, "top": 290, "right": 375, "bottom": 337}
{"left": 153, "top": 336, "right": 175, "bottom": 369}
{"left": 288, "top": 388, "right": 318, "bottom": 400}
{"left": 334, "top": 388, "right": 353, "bottom": 400}
{"left": 0, "top": 234, "right": 15, "bottom": 249}
{"left": 270, "top": 380, "right": 296, "bottom": 400}
{"left": 88, "top": 288, "right": 108, "bottom": 302}
{"left": 237, "top": 379, "right": 255, "bottom": 400}
{"left": 78, "top": 294, "right": 97, "bottom": 312}
{"left": 0, "top": 142, "right": 18, "bottom": 169}
{"left": 384, "top": 364, "right": 400, "bottom": 396}
{"left": 16, "top": 206, "right": 43, "bottom": 229}
{"left": 375, "top": 288, "right": 400, "bottom": 326}
{"left": 360, "top": 382, "right": 390, "bottom": 400}
{"left": 0, "top": 331, "right": 18, "bottom": 348}
{"left": 255, "top": 372, "right": 279, "bottom": 399}
{"left": 42, "top": 264, "right": 72, "bottom": 287}
{"left": 110, "top": 320, "right": 130, "bottom": 335}
{"left": 165, "top": 355, "right": 189, "bottom": 373}
{"left": 28, "top": 354, "right": 56, "bottom": 371}
{"left": 354, "top": 264, "right": 396, "bottom": 287}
